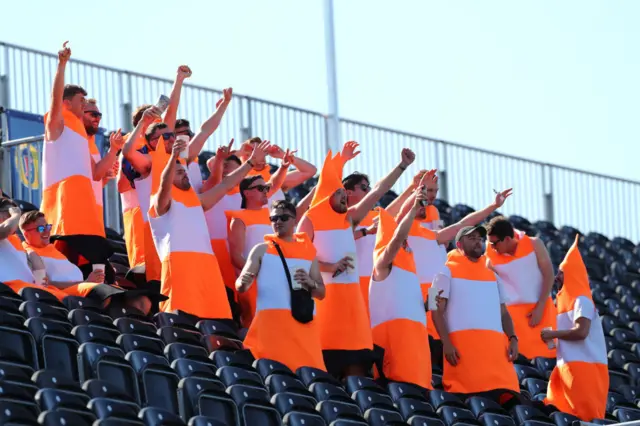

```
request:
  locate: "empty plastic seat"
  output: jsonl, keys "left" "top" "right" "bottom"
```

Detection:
{"left": 187, "top": 416, "right": 229, "bottom": 426}
{"left": 202, "top": 333, "right": 243, "bottom": 352}
{"left": 154, "top": 312, "right": 198, "bottom": 331}
{"left": 77, "top": 342, "right": 141, "bottom": 405}
{"left": 19, "top": 286, "right": 64, "bottom": 308}
{"left": 608, "top": 349, "right": 638, "bottom": 370}
{"left": 126, "top": 351, "right": 180, "bottom": 413}
{"left": 26, "top": 317, "right": 78, "bottom": 378}
{"left": 481, "top": 413, "right": 516, "bottom": 426}
{"left": 0, "top": 400, "right": 39, "bottom": 425}
{"left": 0, "top": 361, "right": 37, "bottom": 395}
{"left": 605, "top": 336, "right": 626, "bottom": 352}
{"left": 533, "top": 358, "right": 556, "bottom": 375}
{"left": 466, "top": 396, "right": 508, "bottom": 418}
{"left": 625, "top": 362, "right": 640, "bottom": 385}
{"left": 271, "top": 391, "right": 316, "bottom": 416}
{"left": 511, "top": 405, "right": 553, "bottom": 425}
{"left": 611, "top": 329, "right": 638, "bottom": 347}
{"left": 429, "top": 390, "right": 466, "bottom": 410}
{"left": 82, "top": 378, "right": 140, "bottom": 409}
{"left": 115, "top": 317, "right": 158, "bottom": 338}
{"left": 353, "top": 389, "right": 395, "bottom": 413}
{"left": 296, "top": 366, "right": 340, "bottom": 387}
{"left": 364, "top": 407, "right": 404, "bottom": 425}
{"left": 88, "top": 397, "right": 141, "bottom": 422}
{"left": 110, "top": 305, "right": 147, "bottom": 321}
{"left": 0, "top": 380, "right": 37, "bottom": 405}
{"left": 0, "top": 296, "right": 22, "bottom": 320}
{"left": 196, "top": 319, "right": 239, "bottom": 339}
{"left": 35, "top": 387, "right": 94, "bottom": 423}
{"left": 310, "top": 382, "right": 355, "bottom": 405}
{"left": 396, "top": 398, "right": 435, "bottom": 420}
{"left": 0, "top": 311, "right": 39, "bottom": 370}
{"left": 614, "top": 407, "right": 640, "bottom": 422}
{"left": 38, "top": 410, "right": 95, "bottom": 426}
{"left": 139, "top": 407, "right": 186, "bottom": 426}
{"left": 158, "top": 326, "right": 203, "bottom": 347}
{"left": 523, "top": 378, "right": 548, "bottom": 398}
{"left": 253, "top": 358, "right": 296, "bottom": 381}
{"left": 20, "top": 300, "right": 69, "bottom": 322}
{"left": 217, "top": 366, "right": 263, "bottom": 389}
{"left": 317, "top": 400, "right": 365, "bottom": 424}
{"left": 164, "top": 343, "right": 210, "bottom": 364}
{"left": 548, "top": 412, "right": 579, "bottom": 426}
{"left": 606, "top": 392, "right": 631, "bottom": 414}
{"left": 266, "top": 374, "right": 312, "bottom": 398}
{"left": 228, "top": 384, "right": 281, "bottom": 426}
{"left": 609, "top": 370, "right": 631, "bottom": 390}
{"left": 409, "top": 415, "right": 446, "bottom": 426}
{"left": 69, "top": 309, "right": 116, "bottom": 332}
{"left": 177, "top": 377, "right": 239, "bottom": 425}
{"left": 345, "top": 376, "right": 385, "bottom": 396}
{"left": 117, "top": 333, "right": 165, "bottom": 356}
{"left": 281, "top": 410, "right": 327, "bottom": 426}
{"left": 387, "top": 382, "right": 428, "bottom": 402}
{"left": 62, "top": 295, "right": 103, "bottom": 312}
{"left": 211, "top": 350, "right": 254, "bottom": 371}
{"left": 515, "top": 365, "right": 545, "bottom": 383}
{"left": 32, "top": 369, "right": 84, "bottom": 396}
{"left": 171, "top": 358, "right": 217, "bottom": 380}
{"left": 72, "top": 324, "right": 119, "bottom": 347}
{"left": 437, "top": 406, "right": 479, "bottom": 426}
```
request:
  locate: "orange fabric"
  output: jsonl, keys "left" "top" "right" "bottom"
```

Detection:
{"left": 424, "top": 205, "right": 439, "bottom": 222}
{"left": 122, "top": 207, "right": 145, "bottom": 269}
{"left": 373, "top": 319, "right": 431, "bottom": 389}
{"left": 445, "top": 330, "right": 519, "bottom": 393}
{"left": 143, "top": 222, "right": 162, "bottom": 281}
{"left": 446, "top": 250, "right": 495, "bottom": 281}
{"left": 310, "top": 151, "right": 344, "bottom": 208}
{"left": 545, "top": 362, "right": 608, "bottom": 421}
{"left": 359, "top": 276, "right": 370, "bottom": 317}
{"left": 41, "top": 108, "right": 104, "bottom": 237}
{"left": 556, "top": 235, "right": 592, "bottom": 315}
{"left": 507, "top": 301, "right": 556, "bottom": 359}
{"left": 420, "top": 283, "right": 440, "bottom": 338}
{"left": 158, "top": 251, "right": 232, "bottom": 319}
{"left": 211, "top": 239, "right": 236, "bottom": 290}
{"left": 247, "top": 167, "right": 271, "bottom": 181}
{"left": 4, "top": 280, "right": 69, "bottom": 301}
{"left": 316, "top": 283, "right": 372, "bottom": 350}
{"left": 374, "top": 208, "right": 416, "bottom": 274}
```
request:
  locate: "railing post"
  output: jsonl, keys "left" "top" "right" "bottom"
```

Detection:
{"left": 120, "top": 72, "right": 133, "bottom": 133}
{"left": 439, "top": 142, "right": 450, "bottom": 203}
{"left": 543, "top": 165, "right": 554, "bottom": 223}
{"left": 0, "top": 44, "right": 9, "bottom": 109}
{"left": 239, "top": 96, "right": 252, "bottom": 142}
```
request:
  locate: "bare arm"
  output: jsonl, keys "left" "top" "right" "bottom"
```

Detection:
{"left": 308, "top": 258, "right": 325, "bottom": 300}
{"left": 228, "top": 219, "right": 247, "bottom": 271}
{"left": 295, "top": 187, "right": 316, "bottom": 220}
{"left": 349, "top": 149, "right": 415, "bottom": 226}
{"left": 296, "top": 215, "right": 315, "bottom": 242}
{"left": 436, "top": 188, "right": 512, "bottom": 245}
{"left": 385, "top": 181, "right": 416, "bottom": 218}
{"left": 93, "top": 130, "right": 123, "bottom": 181}
{"left": 45, "top": 43, "right": 70, "bottom": 141}
{"left": 187, "top": 89, "right": 232, "bottom": 160}
{"left": 0, "top": 208, "right": 21, "bottom": 240}
{"left": 164, "top": 66, "right": 191, "bottom": 130}
{"left": 501, "top": 304, "right": 516, "bottom": 337}
{"left": 550, "top": 318, "right": 591, "bottom": 341}
{"left": 236, "top": 243, "right": 266, "bottom": 293}
{"left": 282, "top": 156, "right": 317, "bottom": 191}
{"left": 122, "top": 108, "right": 161, "bottom": 176}
{"left": 267, "top": 162, "right": 288, "bottom": 197}
{"left": 433, "top": 297, "right": 451, "bottom": 344}
{"left": 532, "top": 237, "right": 555, "bottom": 305}
{"left": 153, "top": 148, "right": 181, "bottom": 217}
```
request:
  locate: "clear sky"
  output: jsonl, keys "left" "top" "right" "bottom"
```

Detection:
{"left": 0, "top": 0, "right": 638, "bottom": 181}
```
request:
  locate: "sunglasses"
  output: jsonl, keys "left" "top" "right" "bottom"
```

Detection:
{"left": 247, "top": 184, "right": 270, "bottom": 193}
{"left": 85, "top": 111, "right": 102, "bottom": 118}
{"left": 151, "top": 131, "right": 175, "bottom": 141}
{"left": 28, "top": 224, "right": 53, "bottom": 233}
{"left": 489, "top": 237, "right": 504, "bottom": 246}
{"left": 270, "top": 214, "right": 293, "bottom": 223}
{"left": 359, "top": 183, "right": 371, "bottom": 192}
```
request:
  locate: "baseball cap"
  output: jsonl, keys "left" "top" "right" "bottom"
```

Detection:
{"left": 454, "top": 225, "right": 487, "bottom": 244}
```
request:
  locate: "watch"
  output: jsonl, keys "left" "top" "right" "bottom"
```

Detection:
{"left": 508, "top": 335, "right": 518, "bottom": 342}
{"left": 361, "top": 228, "right": 367, "bottom": 238}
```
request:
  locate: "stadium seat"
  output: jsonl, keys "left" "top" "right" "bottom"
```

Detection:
{"left": 0, "top": 400, "right": 39, "bottom": 425}
{"left": 396, "top": 398, "right": 435, "bottom": 420}
{"left": 228, "top": 384, "right": 282, "bottom": 426}
{"left": 437, "top": 406, "right": 479, "bottom": 426}
{"left": 296, "top": 366, "right": 341, "bottom": 387}
{"left": 126, "top": 351, "right": 180, "bottom": 413}
{"left": 154, "top": 312, "right": 198, "bottom": 331}
{"left": 211, "top": 349, "right": 254, "bottom": 370}
{"left": 196, "top": 319, "right": 240, "bottom": 339}
{"left": 515, "top": 365, "right": 545, "bottom": 383}
{"left": 281, "top": 411, "right": 327, "bottom": 426}
{"left": 510, "top": 405, "right": 553, "bottom": 425}
{"left": 19, "top": 287, "right": 65, "bottom": 309}
{"left": 608, "top": 349, "right": 638, "bottom": 371}
{"left": 266, "top": 373, "right": 313, "bottom": 398}
{"left": 522, "top": 378, "right": 548, "bottom": 399}
{"left": 353, "top": 389, "right": 395, "bottom": 412}
{"left": 138, "top": 407, "right": 186, "bottom": 426}
{"left": 363, "top": 407, "right": 404, "bottom": 425}
{"left": 271, "top": 391, "right": 317, "bottom": 416}
{"left": 72, "top": 324, "right": 119, "bottom": 347}
{"left": 466, "top": 396, "right": 508, "bottom": 418}
{"left": 254, "top": 358, "right": 296, "bottom": 380}
{"left": 32, "top": 369, "right": 84, "bottom": 395}
{"left": 613, "top": 407, "right": 640, "bottom": 422}
{"left": 25, "top": 317, "right": 78, "bottom": 378}
{"left": 171, "top": 358, "right": 218, "bottom": 380}
{"left": 533, "top": 358, "right": 556, "bottom": 375}
{"left": 20, "top": 300, "right": 69, "bottom": 323}
{"left": 345, "top": 375, "right": 385, "bottom": 396}
{"left": 480, "top": 413, "right": 516, "bottom": 426}
{"left": 117, "top": 333, "right": 165, "bottom": 356}
{"left": 428, "top": 390, "right": 466, "bottom": 410}
{"left": 408, "top": 415, "right": 445, "bottom": 426}
{"left": 0, "top": 361, "right": 37, "bottom": 395}
{"left": 38, "top": 410, "right": 95, "bottom": 426}
{"left": 548, "top": 412, "right": 579, "bottom": 426}
{"left": 609, "top": 370, "right": 632, "bottom": 390}
{"left": 82, "top": 378, "right": 140, "bottom": 409}
{"left": 217, "top": 365, "right": 264, "bottom": 389}
{"left": 62, "top": 295, "right": 103, "bottom": 312}
{"left": 176, "top": 376, "right": 238, "bottom": 424}
{"left": 187, "top": 416, "right": 229, "bottom": 426}
{"left": 317, "top": 400, "right": 365, "bottom": 424}
{"left": 77, "top": 342, "right": 141, "bottom": 405}
{"left": 115, "top": 317, "right": 159, "bottom": 338}
{"left": 69, "top": 309, "right": 117, "bottom": 332}
{"left": 0, "top": 379, "right": 37, "bottom": 405}
{"left": 0, "top": 296, "right": 22, "bottom": 320}
{"left": 0, "top": 311, "right": 39, "bottom": 370}
{"left": 34, "top": 387, "right": 95, "bottom": 424}
{"left": 387, "top": 382, "right": 428, "bottom": 402}
{"left": 164, "top": 342, "right": 211, "bottom": 364}
{"left": 158, "top": 326, "right": 203, "bottom": 347}
{"left": 310, "top": 382, "right": 355, "bottom": 405}
{"left": 202, "top": 333, "right": 243, "bottom": 352}
{"left": 88, "top": 397, "right": 141, "bottom": 422}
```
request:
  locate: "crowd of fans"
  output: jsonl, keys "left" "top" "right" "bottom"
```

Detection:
{"left": 0, "top": 42, "right": 609, "bottom": 422}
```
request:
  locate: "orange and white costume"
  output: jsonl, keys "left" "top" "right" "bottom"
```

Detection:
{"left": 148, "top": 139, "right": 231, "bottom": 320}
{"left": 420, "top": 205, "right": 442, "bottom": 230}
{"left": 486, "top": 230, "right": 556, "bottom": 359}
{"left": 0, "top": 234, "right": 69, "bottom": 301}
{"left": 300, "top": 152, "right": 373, "bottom": 366}
{"left": 243, "top": 233, "right": 326, "bottom": 372}
{"left": 118, "top": 153, "right": 146, "bottom": 271}
{"left": 407, "top": 220, "right": 447, "bottom": 338}
{"left": 247, "top": 167, "right": 285, "bottom": 204}
{"left": 545, "top": 236, "right": 608, "bottom": 421}
{"left": 41, "top": 109, "right": 104, "bottom": 238}
{"left": 356, "top": 209, "right": 378, "bottom": 312}
{"left": 187, "top": 157, "right": 203, "bottom": 193}
{"left": 370, "top": 208, "right": 431, "bottom": 388}
{"left": 225, "top": 207, "right": 272, "bottom": 327}
{"left": 434, "top": 250, "right": 519, "bottom": 394}
{"left": 88, "top": 136, "right": 104, "bottom": 226}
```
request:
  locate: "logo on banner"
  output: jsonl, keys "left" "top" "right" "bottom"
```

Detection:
{"left": 15, "top": 145, "right": 40, "bottom": 190}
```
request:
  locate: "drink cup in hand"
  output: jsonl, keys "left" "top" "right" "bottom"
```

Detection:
{"left": 92, "top": 264, "right": 105, "bottom": 273}
{"left": 427, "top": 287, "right": 439, "bottom": 311}
{"left": 290, "top": 267, "right": 303, "bottom": 290}
{"left": 33, "top": 270, "right": 46, "bottom": 286}
{"left": 176, "top": 135, "right": 190, "bottom": 159}
{"left": 155, "top": 95, "right": 170, "bottom": 114}
{"left": 543, "top": 327, "right": 556, "bottom": 349}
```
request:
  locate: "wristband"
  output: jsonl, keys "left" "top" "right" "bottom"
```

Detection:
{"left": 399, "top": 164, "right": 407, "bottom": 171}
{"left": 508, "top": 335, "right": 518, "bottom": 341}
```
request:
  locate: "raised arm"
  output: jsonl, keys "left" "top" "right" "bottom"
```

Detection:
{"left": 153, "top": 136, "right": 187, "bottom": 217}
{"left": 200, "top": 139, "right": 233, "bottom": 193}
{"left": 267, "top": 146, "right": 318, "bottom": 192}
{"left": 198, "top": 140, "right": 271, "bottom": 212}
{"left": 373, "top": 190, "right": 426, "bottom": 273}
{"left": 236, "top": 243, "right": 266, "bottom": 293}
{"left": 122, "top": 107, "right": 161, "bottom": 176}
{"left": 348, "top": 148, "right": 415, "bottom": 226}
{"left": 187, "top": 88, "right": 232, "bottom": 160}
{"left": 164, "top": 66, "right": 192, "bottom": 129}
{"left": 385, "top": 170, "right": 425, "bottom": 217}
{"left": 436, "top": 188, "right": 513, "bottom": 245}
{"left": 266, "top": 149, "right": 293, "bottom": 197}
{"left": 93, "top": 129, "right": 124, "bottom": 181}
{"left": 45, "top": 42, "right": 71, "bottom": 141}
{"left": 396, "top": 170, "right": 437, "bottom": 223}
{"left": 0, "top": 206, "right": 21, "bottom": 240}
{"left": 295, "top": 187, "right": 316, "bottom": 224}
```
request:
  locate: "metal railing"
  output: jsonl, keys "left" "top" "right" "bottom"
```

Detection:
{"left": 1, "top": 41, "right": 639, "bottom": 242}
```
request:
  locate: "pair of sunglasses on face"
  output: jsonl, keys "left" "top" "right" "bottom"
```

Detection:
{"left": 28, "top": 224, "right": 52, "bottom": 233}
{"left": 247, "top": 184, "right": 271, "bottom": 193}
{"left": 270, "top": 214, "right": 293, "bottom": 223}
{"left": 84, "top": 111, "right": 102, "bottom": 118}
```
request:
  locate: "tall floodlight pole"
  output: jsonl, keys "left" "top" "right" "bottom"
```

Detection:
{"left": 324, "top": 0, "right": 341, "bottom": 152}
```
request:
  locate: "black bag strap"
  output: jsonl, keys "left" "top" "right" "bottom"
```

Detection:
{"left": 271, "top": 241, "right": 295, "bottom": 292}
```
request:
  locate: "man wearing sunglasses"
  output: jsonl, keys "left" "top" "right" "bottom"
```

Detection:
{"left": 485, "top": 216, "right": 557, "bottom": 359}
{"left": 237, "top": 200, "right": 326, "bottom": 372}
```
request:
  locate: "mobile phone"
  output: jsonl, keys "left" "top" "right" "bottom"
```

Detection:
{"left": 155, "top": 95, "right": 170, "bottom": 114}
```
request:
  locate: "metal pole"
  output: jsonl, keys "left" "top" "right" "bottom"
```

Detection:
{"left": 323, "top": 0, "right": 341, "bottom": 152}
